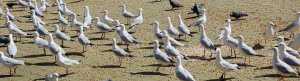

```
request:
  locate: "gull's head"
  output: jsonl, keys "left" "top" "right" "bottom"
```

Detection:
{"left": 278, "top": 43, "right": 286, "bottom": 51}
{"left": 297, "top": 12, "right": 300, "bottom": 15}
{"left": 48, "top": 33, "right": 53, "bottom": 38}
{"left": 150, "top": 21, "right": 159, "bottom": 25}
{"left": 120, "top": 24, "right": 126, "bottom": 30}
{"left": 161, "top": 30, "right": 168, "bottom": 37}
{"left": 154, "top": 40, "right": 159, "bottom": 45}
{"left": 112, "top": 38, "right": 116, "bottom": 43}
{"left": 215, "top": 48, "right": 221, "bottom": 53}
{"left": 139, "top": 8, "right": 143, "bottom": 11}
{"left": 178, "top": 15, "right": 181, "bottom": 18}
{"left": 30, "top": 10, "right": 35, "bottom": 14}
{"left": 52, "top": 73, "right": 59, "bottom": 77}
{"left": 54, "top": 24, "right": 59, "bottom": 30}
{"left": 225, "top": 18, "right": 231, "bottom": 22}
{"left": 275, "top": 36, "right": 284, "bottom": 42}
{"left": 167, "top": 17, "right": 171, "bottom": 21}
{"left": 92, "top": 17, "right": 100, "bottom": 23}
{"left": 101, "top": 10, "right": 108, "bottom": 13}
{"left": 268, "top": 22, "right": 276, "bottom": 27}
{"left": 84, "top": 6, "right": 89, "bottom": 10}
{"left": 7, "top": 21, "right": 12, "bottom": 25}
{"left": 9, "top": 34, "right": 13, "bottom": 38}
{"left": 33, "top": 31, "right": 39, "bottom": 37}
{"left": 236, "top": 35, "right": 243, "bottom": 40}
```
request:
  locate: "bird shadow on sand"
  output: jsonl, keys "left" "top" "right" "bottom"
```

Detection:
{"left": 11, "top": 9, "right": 25, "bottom": 12}
{"left": 102, "top": 49, "right": 113, "bottom": 52}
{"left": 67, "top": 0, "right": 81, "bottom": 4}
{"left": 206, "top": 77, "right": 235, "bottom": 81}
{"left": 254, "top": 66, "right": 272, "bottom": 70}
{"left": 255, "top": 74, "right": 297, "bottom": 78}
{"left": 214, "top": 44, "right": 223, "bottom": 47}
{"left": 92, "top": 65, "right": 125, "bottom": 68}
{"left": 141, "top": 64, "right": 174, "bottom": 67}
{"left": 130, "top": 71, "right": 170, "bottom": 76}
{"left": 164, "top": 9, "right": 180, "bottom": 11}
{"left": 128, "top": 32, "right": 135, "bottom": 34}
{"left": 21, "top": 41, "right": 34, "bottom": 44}
{"left": 89, "top": 37, "right": 109, "bottom": 41}
{"left": 235, "top": 63, "right": 256, "bottom": 67}
{"left": 143, "top": 55, "right": 153, "bottom": 58}
{"left": 185, "top": 16, "right": 199, "bottom": 20}
{"left": 17, "top": 54, "right": 52, "bottom": 58}
{"left": 139, "top": 46, "right": 153, "bottom": 49}
{"left": 66, "top": 52, "right": 85, "bottom": 57}
{"left": 19, "top": 15, "right": 31, "bottom": 18}
{"left": 0, "top": 74, "right": 23, "bottom": 78}
{"left": 190, "top": 32, "right": 198, "bottom": 34}
{"left": 0, "top": 25, "right": 6, "bottom": 28}
{"left": 27, "top": 62, "right": 57, "bottom": 66}
{"left": 174, "top": 39, "right": 189, "bottom": 42}
{"left": 231, "top": 18, "right": 246, "bottom": 21}
{"left": 187, "top": 56, "right": 215, "bottom": 61}
{"left": 146, "top": 0, "right": 162, "bottom": 3}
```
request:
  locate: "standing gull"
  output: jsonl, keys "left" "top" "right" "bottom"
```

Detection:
{"left": 163, "top": 32, "right": 187, "bottom": 59}
{"left": 101, "top": 10, "right": 115, "bottom": 25}
{"left": 188, "top": 9, "right": 207, "bottom": 27}
{"left": 151, "top": 21, "right": 163, "bottom": 40}
{"left": 222, "top": 27, "right": 238, "bottom": 57}
{"left": 162, "top": 30, "right": 185, "bottom": 46}
{"left": 276, "top": 36, "right": 300, "bottom": 57}
{"left": 7, "top": 21, "right": 27, "bottom": 41}
{"left": 48, "top": 33, "right": 65, "bottom": 55}
{"left": 177, "top": 15, "right": 193, "bottom": 38}
{"left": 39, "top": 0, "right": 47, "bottom": 12}
{"left": 175, "top": 56, "right": 195, "bottom": 81}
{"left": 217, "top": 19, "right": 231, "bottom": 40}
{"left": 78, "top": 26, "right": 92, "bottom": 53}
{"left": 167, "top": 17, "right": 180, "bottom": 38}
{"left": 237, "top": 35, "right": 257, "bottom": 64}
{"left": 55, "top": 0, "right": 63, "bottom": 13}
{"left": 263, "top": 22, "right": 276, "bottom": 43}
{"left": 33, "top": 0, "right": 44, "bottom": 17}
{"left": 0, "top": 51, "right": 24, "bottom": 75}
{"left": 111, "top": 38, "right": 133, "bottom": 66}
{"left": 34, "top": 21, "right": 49, "bottom": 37}
{"left": 288, "top": 32, "right": 300, "bottom": 49}
{"left": 153, "top": 40, "right": 175, "bottom": 71}
{"left": 94, "top": 17, "right": 113, "bottom": 39}
{"left": 120, "top": 4, "right": 136, "bottom": 25}
{"left": 58, "top": 12, "right": 69, "bottom": 32}
{"left": 31, "top": 10, "right": 46, "bottom": 25}
{"left": 279, "top": 12, "right": 300, "bottom": 37}
{"left": 128, "top": 8, "right": 143, "bottom": 31}
{"left": 169, "top": 0, "right": 183, "bottom": 10}
{"left": 278, "top": 43, "right": 300, "bottom": 72}
{"left": 82, "top": 6, "right": 92, "bottom": 28}
{"left": 6, "top": 7, "right": 16, "bottom": 21}
{"left": 7, "top": 34, "right": 17, "bottom": 58}
{"left": 33, "top": 31, "right": 49, "bottom": 55}
{"left": 56, "top": 51, "right": 80, "bottom": 74}
{"left": 272, "top": 47, "right": 298, "bottom": 81}
{"left": 45, "top": 73, "right": 59, "bottom": 81}
{"left": 118, "top": 24, "right": 139, "bottom": 50}
{"left": 54, "top": 25, "right": 71, "bottom": 47}
{"left": 199, "top": 24, "right": 216, "bottom": 57}
{"left": 215, "top": 48, "right": 239, "bottom": 80}
{"left": 17, "top": 0, "right": 28, "bottom": 7}
{"left": 61, "top": 3, "right": 77, "bottom": 16}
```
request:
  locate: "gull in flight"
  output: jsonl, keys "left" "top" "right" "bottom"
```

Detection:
{"left": 33, "top": 31, "right": 49, "bottom": 55}
{"left": 153, "top": 40, "right": 175, "bottom": 71}
{"left": 0, "top": 51, "right": 25, "bottom": 75}
{"left": 111, "top": 38, "right": 133, "bottom": 66}
{"left": 56, "top": 51, "right": 80, "bottom": 74}
{"left": 175, "top": 56, "right": 195, "bottom": 81}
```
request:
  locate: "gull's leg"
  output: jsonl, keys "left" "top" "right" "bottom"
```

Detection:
{"left": 244, "top": 57, "right": 246, "bottom": 65}
{"left": 66, "top": 68, "right": 69, "bottom": 74}
{"left": 44, "top": 48, "right": 46, "bottom": 55}
{"left": 14, "top": 68, "right": 16, "bottom": 74}
{"left": 119, "top": 58, "right": 122, "bottom": 67}
{"left": 9, "top": 69, "right": 12, "bottom": 75}
{"left": 156, "top": 64, "right": 162, "bottom": 71}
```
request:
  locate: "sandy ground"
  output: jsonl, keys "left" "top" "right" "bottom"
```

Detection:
{"left": 1, "top": 0, "right": 300, "bottom": 81}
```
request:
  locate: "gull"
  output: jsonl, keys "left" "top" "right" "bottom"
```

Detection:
{"left": 34, "top": 21, "right": 49, "bottom": 37}
{"left": 279, "top": 12, "right": 300, "bottom": 37}
{"left": 7, "top": 34, "right": 17, "bottom": 58}
{"left": 61, "top": 3, "right": 77, "bottom": 16}
{"left": 237, "top": 35, "right": 257, "bottom": 64}
{"left": 153, "top": 40, "right": 175, "bottom": 71}
{"left": 45, "top": 73, "right": 59, "bottom": 81}
{"left": 101, "top": 10, "right": 115, "bottom": 25}
{"left": 222, "top": 27, "right": 238, "bottom": 57}
{"left": 128, "top": 8, "right": 143, "bottom": 30}
{"left": 276, "top": 36, "right": 300, "bottom": 57}
{"left": 118, "top": 24, "right": 139, "bottom": 50}
{"left": 33, "top": 0, "right": 44, "bottom": 17}
{"left": 57, "top": 12, "right": 69, "bottom": 31}
{"left": 120, "top": 4, "right": 136, "bottom": 25}
{"left": 39, "top": 0, "right": 47, "bottom": 12}
{"left": 78, "top": 26, "right": 92, "bottom": 53}
{"left": 169, "top": 0, "right": 183, "bottom": 10}
{"left": 17, "top": 0, "right": 28, "bottom": 7}
{"left": 55, "top": 0, "right": 64, "bottom": 13}
{"left": 188, "top": 9, "right": 207, "bottom": 27}
{"left": 31, "top": 10, "right": 46, "bottom": 25}
{"left": 111, "top": 38, "right": 133, "bottom": 66}
{"left": 288, "top": 32, "right": 300, "bottom": 49}
{"left": 217, "top": 19, "right": 231, "bottom": 40}
{"left": 82, "top": 6, "right": 92, "bottom": 28}
{"left": 114, "top": 20, "right": 122, "bottom": 35}
{"left": 0, "top": 51, "right": 25, "bottom": 75}
{"left": 163, "top": 33, "right": 187, "bottom": 59}
{"left": 48, "top": 33, "right": 65, "bottom": 55}
{"left": 71, "top": 13, "right": 83, "bottom": 29}
{"left": 175, "top": 56, "right": 195, "bottom": 81}
{"left": 56, "top": 51, "right": 80, "bottom": 74}
{"left": 167, "top": 17, "right": 180, "bottom": 37}
{"left": 278, "top": 43, "right": 300, "bottom": 72}
{"left": 93, "top": 17, "right": 113, "bottom": 39}
{"left": 42, "top": 0, "right": 51, "bottom": 7}
{"left": 177, "top": 15, "right": 193, "bottom": 38}
{"left": 162, "top": 30, "right": 185, "bottom": 46}
{"left": 215, "top": 48, "right": 239, "bottom": 80}
{"left": 54, "top": 25, "right": 71, "bottom": 47}
{"left": 198, "top": 24, "right": 216, "bottom": 57}
{"left": 6, "top": 21, "right": 27, "bottom": 41}
{"left": 272, "top": 47, "right": 298, "bottom": 81}
{"left": 6, "top": 8, "right": 17, "bottom": 21}
{"left": 263, "top": 22, "right": 276, "bottom": 43}
{"left": 151, "top": 21, "right": 163, "bottom": 40}
{"left": 33, "top": 31, "right": 49, "bottom": 55}
{"left": 28, "top": 0, "right": 35, "bottom": 9}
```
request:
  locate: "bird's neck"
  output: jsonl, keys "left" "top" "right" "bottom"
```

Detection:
{"left": 112, "top": 41, "right": 118, "bottom": 49}
{"left": 216, "top": 51, "right": 223, "bottom": 61}
{"left": 138, "top": 11, "right": 142, "bottom": 17}
{"left": 154, "top": 42, "right": 160, "bottom": 51}
{"left": 167, "top": 20, "right": 173, "bottom": 28}
{"left": 164, "top": 38, "right": 171, "bottom": 47}
{"left": 154, "top": 24, "right": 160, "bottom": 32}
{"left": 178, "top": 16, "right": 184, "bottom": 25}
{"left": 272, "top": 51, "right": 280, "bottom": 63}
{"left": 238, "top": 38, "right": 244, "bottom": 46}
{"left": 200, "top": 26, "right": 206, "bottom": 37}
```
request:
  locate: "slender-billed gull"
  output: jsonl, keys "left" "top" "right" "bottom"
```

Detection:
{"left": 112, "top": 38, "right": 133, "bottom": 66}
{"left": 276, "top": 36, "right": 300, "bottom": 57}
{"left": 54, "top": 25, "right": 71, "bottom": 47}
{"left": 188, "top": 9, "right": 206, "bottom": 27}
{"left": 55, "top": 0, "right": 63, "bottom": 13}
{"left": 78, "top": 26, "right": 92, "bottom": 53}
{"left": 163, "top": 33, "right": 187, "bottom": 59}
{"left": 175, "top": 56, "right": 195, "bottom": 81}
{"left": 162, "top": 30, "right": 185, "bottom": 46}
{"left": 237, "top": 35, "right": 257, "bottom": 64}
{"left": 169, "top": 0, "right": 183, "bottom": 10}
{"left": 6, "top": 21, "right": 27, "bottom": 41}
{"left": 39, "top": 0, "right": 47, "bottom": 12}
{"left": 0, "top": 51, "right": 24, "bottom": 75}
{"left": 177, "top": 15, "right": 193, "bottom": 38}
{"left": 33, "top": 31, "right": 49, "bottom": 55}
{"left": 58, "top": 12, "right": 69, "bottom": 31}
{"left": 101, "top": 10, "right": 115, "bottom": 25}
{"left": 7, "top": 34, "right": 17, "bottom": 58}
{"left": 153, "top": 40, "right": 175, "bottom": 71}
{"left": 94, "top": 17, "right": 113, "bottom": 39}
{"left": 222, "top": 27, "right": 238, "bottom": 57}
{"left": 288, "top": 32, "right": 300, "bottom": 49}
{"left": 82, "top": 6, "right": 92, "bottom": 28}
{"left": 71, "top": 13, "right": 84, "bottom": 29}
{"left": 120, "top": 4, "right": 136, "bottom": 24}
{"left": 6, "top": 8, "right": 16, "bottom": 21}
{"left": 61, "top": 3, "right": 77, "bottom": 16}
{"left": 279, "top": 12, "right": 300, "bottom": 37}
{"left": 128, "top": 8, "right": 143, "bottom": 30}
{"left": 167, "top": 17, "right": 180, "bottom": 38}
{"left": 272, "top": 47, "right": 298, "bottom": 80}
{"left": 18, "top": 0, "right": 28, "bottom": 7}
{"left": 263, "top": 22, "right": 276, "bottom": 43}
{"left": 48, "top": 33, "right": 65, "bottom": 55}
{"left": 118, "top": 24, "right": 139, "bottom": 50}
{"left": 56, "top": 51, "right": 80, "bottom": 74}
{"left": 278, "top": 43, "right": 300, "bottom": 72}
{"left": 151, "top": 21, "right": 163, "bottom": 40}
{"left": 33, "top": 0, "right": 44, "bottom": 17}
{"left": 215, "top": 48, "right": 239, "bottom": 80}
{"left": 34, "top": 21, "right": 49, "bottom": 36}
{"left": 199, "top": 24, "right": 216, "bottom": 57}
{"left": 31, "top": 10, "right": 46, "bottom": 25}
{"left": 217, "top": 19, "right": 231, "bottom": 40}
{"left": 45, "top": 73, "right": 59, "bottom": 81}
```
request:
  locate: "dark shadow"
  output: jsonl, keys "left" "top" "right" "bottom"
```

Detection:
{"left": 255, "top": 54, "right": 266, "bottom": 57}
{"left": 185, "top": 16, "right": 198, "bottom": 20}
{"left": 284, "top": 38, "right": 290, "bottom": 41}
{"left": 140, "top": 46, "right": 153, "bottom": 49}
{"left": 190, "top": 32, "right": 198, "bottom": 34}
{"left": 11, "top": 9, "right": 25, "bottom": 12}
{"left": 215, "top": 44, "right": 222, "bottom": 47}
{"left": 49, "top": 12, "right": 58, "bottom": 14}
{"left": 147, "top": 0, "right": 162, "bottom": 3}
{"left": 21, "top": 41, "right": 34, "bottom": 44}
{"left": 17, "top": 54, "right": 51, "bottom": 58}
{"left": 164, "top": 8, "right": 180, "bottom": 11}
{"left": 61, "top": 46, "right": 71, "bottom": 48}
{"left": 174, "top": 39, "right": 189, "bottom": 42}
{"left": 48, "top": 18, "right": 59, "bottom": 20}
{"left": 252, "top": 43, "right": 264, "bottom": 50}
{"left": 59, "top": 73, "right": 75, "bottom": 78}
{"left": 67, "top": 0, "right": 82, "bottom": 4}
{"left": 19, "top": 15, "right": 31, "bottom": 18}
{"left": 66, "top": 52, "right": 84, "bottom": 57}
{"left": 92, "top": 65, "right": 125, "bottom": 68}
{"left": 128, "top": 32, "right": 135, "bottom": 34}
{"left": 235, "top": 63, "right": 256, "bottom": 67}
{"left": 89, "top": 37, "right": 104, "bottom": 40}
{"left": 130, "top": 71, "right": 169, "bottom": 76}
{"left": 186, "top": 56, "right": 215, "bottom": 61}
{"left": 23, "top": 29, "right": 36, "bottom": 32}
{"left": 0, "top": 25, "right": 6, "bottom": 28}
{"left": 28, "top": 62, "right": 57, "bottom": 66}
{"left": 231, "top": 18, "right": 246, "bottom": 21}
{"left": 223, "top": 56, "right": 243, "bottom": 59}
{"left": 144, "top": 55, "right": 153, "bottom": 58}
{"left": 255, "top": 74, "right": 297, "bottom": 78}
{"left": 141, "top": 64, "right": 174, "bottom": 67}
{"left": 0, "top": 74, "right": 23, "bottom": 78}
{"left": 24, "top": 35, "right": 34, "bottom": 38}
{"left": 254, "top": 66, "right": 272, "bottom": 70}
{"left": 102, "top": 49, "right": 112, "bottom": 52}
{"left": 206, "top": 77, "right": 235, "bottom": 81}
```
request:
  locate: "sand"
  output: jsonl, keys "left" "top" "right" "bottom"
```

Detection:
{"left": 1, "top": 0, "right": 300, "bottom": 81}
